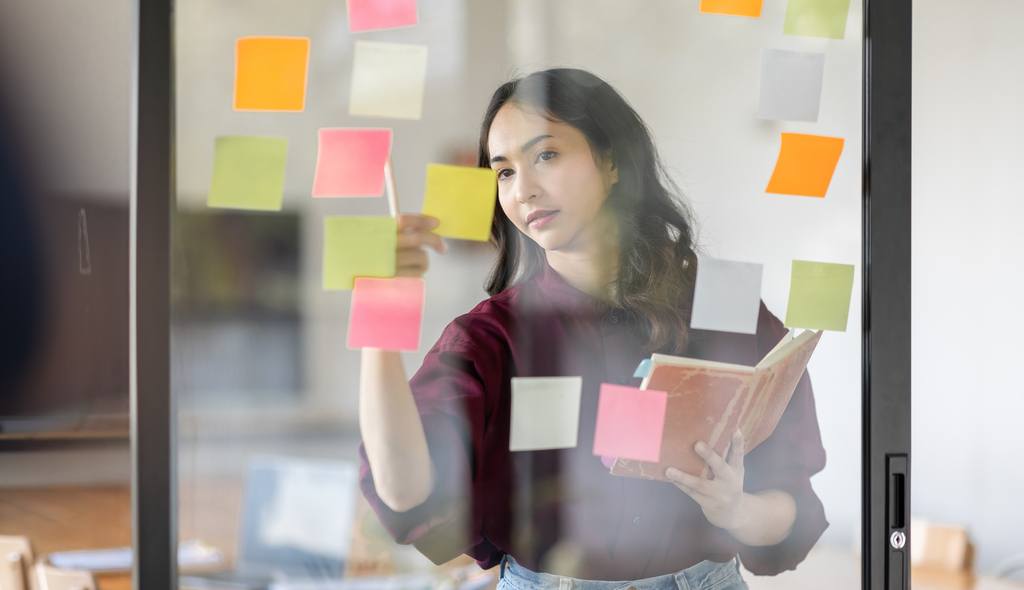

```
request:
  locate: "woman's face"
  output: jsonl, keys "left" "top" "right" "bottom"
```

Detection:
{"left": 487, "top": 103, "right": 618, "bottom": 253}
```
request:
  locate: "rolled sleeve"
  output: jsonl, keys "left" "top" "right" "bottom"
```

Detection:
{"left": 738, "top": 305, "right": 830, "bottom": 575}
{"left": 357, "top": 317, "right": 499, "bottom": 565}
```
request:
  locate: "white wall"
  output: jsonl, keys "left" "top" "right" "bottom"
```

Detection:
{"left": 0, "top": 0, "right": 131, "bottom": 199}
{"left": 912, "top": 0, "right": 1024, "bottom": 574}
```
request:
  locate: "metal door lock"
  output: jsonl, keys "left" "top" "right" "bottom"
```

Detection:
{"left": 890, "top": 530, "right": 906, "bottom": 550}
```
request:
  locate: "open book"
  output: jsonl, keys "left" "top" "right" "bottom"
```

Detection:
{"left": 610, "top": 329, "right": 823, "bottom": 481}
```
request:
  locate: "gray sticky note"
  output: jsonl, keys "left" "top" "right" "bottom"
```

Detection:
{"left": 690, "top": 256, "right": 764, "bottom": 335}
{"left": 510, "top": 377, "right": 582, "bottom": 452}
{"left": 757, "top": 49, "right": 826, "bottom": 122}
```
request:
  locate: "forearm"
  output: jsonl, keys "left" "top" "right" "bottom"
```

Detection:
{"left": 727, "top": 490, "right": 797, "bottom": 546}
{"left": 359, "top": 349, "right": 435, "bottom": 512}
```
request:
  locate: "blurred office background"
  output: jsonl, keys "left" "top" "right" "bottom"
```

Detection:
{"left": 0, "top": 0, "right": 1020, "bottom": 588}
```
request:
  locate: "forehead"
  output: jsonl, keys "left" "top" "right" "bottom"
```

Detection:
{"left": 487, "top": 103, "right": 581, "bottom": 157}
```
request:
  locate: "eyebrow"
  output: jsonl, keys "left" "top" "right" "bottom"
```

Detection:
{"left": 489, "top": 134, "right": 554, "bottom": 165}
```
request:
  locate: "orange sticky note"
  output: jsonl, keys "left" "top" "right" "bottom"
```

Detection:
{"left": 234, "top": 37, "right": 310, "bottom": 112}
{"left": 347, "top": 277, "right": 424, "bottom": 352}
{"left": 593, "top": 384, "right": 668, "bottom": 463}
{"left": 766, "top": 133, "right": 845, "bottom": 198}
{"left": 700, "top": 0, "right": 763, "bottom": 17}
{"left": 312, "top": 128, "right": 392, "bottom": 197}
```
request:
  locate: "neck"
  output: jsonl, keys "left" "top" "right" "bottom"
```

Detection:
{"left": 545, "top": 212, "right": 620, "bottom": 302}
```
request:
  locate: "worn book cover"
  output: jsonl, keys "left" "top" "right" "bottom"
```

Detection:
{"left": 610, "top": 329, "right": 823, "bottom": 481}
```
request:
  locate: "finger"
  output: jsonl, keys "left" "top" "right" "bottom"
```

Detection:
{"left": 695, "top": 441, "right": 729, "bottom": 478}
{"left": 666, "top": 471, "right": 717, "bottom": 505}
{"left": 665, "top": 467, "right": 712, "bottom": 496}
{"left": 395, "top": 266, "right": 427, "bottom": 278}
{"left": 396, "top": 249, "right": 428, "bottom": 270}
{"left": 397, "top": 213, "right": 440, "bottom": 233}
{"left": 397, "top": 231, "right": 447, "bottom": 254}
{"left": 727, "top": 431, "right": 745, "bottom": 470}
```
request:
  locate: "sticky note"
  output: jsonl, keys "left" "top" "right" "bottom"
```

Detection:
{"left": 785, "top": 260, "right": 855, "bottom": 331}
{"left": 312, "top": 128, "right": 392, "bottom": 198}
{"left": 784, "top": 0, "right": 852, "bottom": 39}
{"left": 700, "top": 0, "right": 763, "bottom": 17}
{"left": 766, "top": 133, "right": 845, "bottom": 198}
{"left": 593, "top": 384, "right": 668, "bottom": 463}
{"left": 347, "top": 277, "right": 424, "bottom": 351}
{"left": 421, "top": 164, "right": 497, "bottom": 241}
{"left": 349, "top": 41, "right": 428, "bottom": 120}
{"left": 633, "top": 359, "right": 652, "bottom": 379}
{"left": 207, "top": 136, "right": 288, "bottom": 211}
{"left": 348, "top": 0, "right": 418, "bottom": 33}
{"left": 758, "top": 49, "right": 826, "bottom": 122}
{"left": 690, "top": 256, "right": 764, "bottom": 334}
{"left": 234, "top": 37, "right": 310, "bottom": 111}
{"left": 322, "top": 216, "right": 397, "bottom": 291}
{"left": 510, "top": 377, "right": 582, "bottom": 452}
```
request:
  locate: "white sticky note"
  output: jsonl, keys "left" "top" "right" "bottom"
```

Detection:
{"left": 349, "top": 41, "right": 428, "bottom": 120}
{"left": 510, "top": 377, "right": 582, "bottom": 452}
{"left": 690, "top": 256, "right": 764, "bottom": 334}
{"left": 757, "top": 49, "right": 826, "bottom": 122}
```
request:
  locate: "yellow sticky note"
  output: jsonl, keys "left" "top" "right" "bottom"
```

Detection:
{"left": 349, "top": 41, "right": 428, "bottom": 120}
{"left": 422, "top": 164, "right": 497, "bottom": 242}
{"left": 700, "top": 0, "right": 763, "bottom": 17}
{"left": 207, "top": 136, "right": 288, "bottom": 211}
{"left": 323, "top": 216, "right": 397, "bottom": 291}
{"left": 234, "top": 37, "right": 310, "bottom": 112}
{"left": 766, "top": 133, "right": 845, "bottom": 198}
{"left": 785, "top": 260, "right": 855, "bottom": 331}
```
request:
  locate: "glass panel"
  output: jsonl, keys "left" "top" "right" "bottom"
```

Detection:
{"left": 174, "top": 2, "right": 863, "bottom": 588}
{"left": 912, "top": 2, "right": 1024, "bottom": 587}
{"left": 0, "top": 2, "right": 133, "bottom": 589}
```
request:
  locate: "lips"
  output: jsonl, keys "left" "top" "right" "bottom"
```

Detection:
{"left": 526, "top": 209, "right": 559, "bottom": 227}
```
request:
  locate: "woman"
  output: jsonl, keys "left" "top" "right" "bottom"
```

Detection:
{"left": 358, "top": 69, "right": 827, "bottom": 589}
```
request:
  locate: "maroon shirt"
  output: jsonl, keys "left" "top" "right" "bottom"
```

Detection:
{"left": 358, "top": 263, "right": 828, "bottom": 580}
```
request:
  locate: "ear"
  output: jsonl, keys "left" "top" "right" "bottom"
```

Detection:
{"left": 603, "top": 153, "right": 619, "bottom": 186}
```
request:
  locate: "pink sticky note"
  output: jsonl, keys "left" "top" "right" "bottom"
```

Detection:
{"left": 593, "top": 384, "right": 668, "bottom": 463}
{"left": 347, "top": 277, "right": 424, "bottom": 351}
{"left": 313, "top": 128, "right": 392, "bottom": 198}
{"left": 348, "top": 0, "right": 419, "bottom": 33}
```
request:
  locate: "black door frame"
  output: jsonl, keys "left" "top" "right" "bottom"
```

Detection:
{"left": 130, "top": 1, "right": 912, "bottom": 588}
{"left": 863, "top": 1, "right": 912, "bottom": 589}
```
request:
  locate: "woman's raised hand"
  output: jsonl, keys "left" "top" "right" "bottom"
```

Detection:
{"left": 396, "top": 213, "right": 447, "bottom": 278}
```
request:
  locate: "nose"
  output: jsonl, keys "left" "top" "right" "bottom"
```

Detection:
{"left": 512, "top": 170, "right": 539, "bottom": 204}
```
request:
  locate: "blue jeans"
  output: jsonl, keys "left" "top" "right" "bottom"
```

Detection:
{"left": 497, "top": 554, "right": 749, "bottom": 590}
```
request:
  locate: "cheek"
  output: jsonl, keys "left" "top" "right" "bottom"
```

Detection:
{"left": 497, "top": 188, "right": 525, "bottom": 228}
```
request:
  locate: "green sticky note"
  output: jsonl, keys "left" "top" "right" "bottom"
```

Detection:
{"left": 785, "top": 260, "right": 855, "bottom": 331}
{"left": 422, "top": 164, "right": 497, "bottom": 242}
{"left": 208, "top": 136, "right": 288, "bottom": 211}
{"left": 323, "top": 216, "right": 397, "bottom": 290}
{"left": 783, "top": 0, "right": 852, "bottom": 39}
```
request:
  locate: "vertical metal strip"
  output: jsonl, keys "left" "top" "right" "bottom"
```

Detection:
{"left": 863, "top": 0, "right": 913, "bottom": 588}
{"left": 130, "top": 0, "right": 176, "bottom": 587}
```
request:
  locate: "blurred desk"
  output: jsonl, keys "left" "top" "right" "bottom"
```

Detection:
{"left": 0, "top": 485, "right": 133, "bottom": 589}
{"left": 4, "top": 487, "right": 1021, "bottom": 590}
{"left": 742, "top": 545, "right": 1024, "bottom": 590}
{"left": 0, "top": 482, "right": 242, "bottom": 590}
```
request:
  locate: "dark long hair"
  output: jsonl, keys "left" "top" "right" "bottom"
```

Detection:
{"left": 478, "top": 68, "right": 700, "bottom": 354}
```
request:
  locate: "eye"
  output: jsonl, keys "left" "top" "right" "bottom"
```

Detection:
{"left": 537, "top": 150, "right": 558, "bottom": 163}
{"left": 496, "top": 168, "right": 514, "bottom": 181}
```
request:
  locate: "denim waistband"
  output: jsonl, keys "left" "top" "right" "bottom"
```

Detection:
{"left": 499, "top": 554, "right": 745, "bottom": 590}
